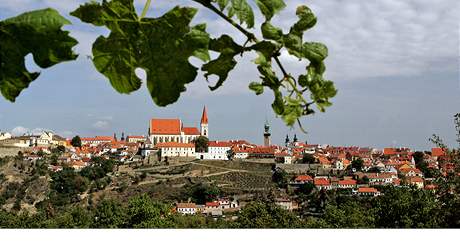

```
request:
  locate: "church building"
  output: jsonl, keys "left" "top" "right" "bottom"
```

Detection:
{"left": 149, "top": 106, "right": 209, "bottom": 145}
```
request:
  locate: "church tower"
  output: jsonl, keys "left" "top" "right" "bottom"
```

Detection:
{"left": 263, "top": 120, "right": 271, "bottom": 146}
{"left": 200, "top": 106, "right": 209, "bottom": 137}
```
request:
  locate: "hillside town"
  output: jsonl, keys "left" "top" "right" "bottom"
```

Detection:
{"left": 0, "top": 107, "right": 457, "bottom": 217}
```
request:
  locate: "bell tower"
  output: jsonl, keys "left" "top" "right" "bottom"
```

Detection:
{"left": 200, "top": 106, "right": 209, "bottom": 138}
{"left": 264, "top": 120, "right": 271, "bottom": 146}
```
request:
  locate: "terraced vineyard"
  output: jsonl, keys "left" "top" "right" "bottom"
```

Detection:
{"left": 206, "top": 172, "right": 274, "bottom": 191}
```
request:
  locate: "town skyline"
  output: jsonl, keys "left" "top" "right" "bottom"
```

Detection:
{"left": 0, "top": 0, "right": 459, "bottom": 151}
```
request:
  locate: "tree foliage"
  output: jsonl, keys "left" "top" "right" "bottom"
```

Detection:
{"left": 0, "top": 8, "right": 77, "bottom": 101}
{"left": 0, "top": 0, "right": 336, "bottom": 131}
{"left": 194, "top": 136, "right": 209, "bottom": 153}
{"left": 71, "top": 136, "right": 82, "bottom": 148}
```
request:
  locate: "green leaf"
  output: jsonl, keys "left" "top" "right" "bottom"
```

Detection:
{"left": 271, "top": 89, "right": 284, "bottom": 115}
{"left": 283, "top": 33, "right": 303, "bottom": 58}
{"left": 291, "top": 5, "right": 317, "bottom": 35}
{"left": 255, "top": 0, "right": 286, "bottom": 20}
{"left": 302, "top": 42, "right": 328, "bottom": 62}
{"left": 261, "top": 21, "right": 283, "bottom": 41}
{"left": 249, "top": 82, "right": 264, "bottom": 95}
{"left": 201, "top": 35, "right": 243, "bottom": 91}
{"left": 226, "top": 0, "right": 255, "bottom": 28}
{"left": 215, "top": 0, "right": 230, "bottom": 10}
{"left": 0, "top": 8, "right": 78, "bottom": 102}
{"left": 72, "top": 0, "right": 210, "bottom": 106}
{"left": 250, "top": 40, "right": 279, "bottom": 60}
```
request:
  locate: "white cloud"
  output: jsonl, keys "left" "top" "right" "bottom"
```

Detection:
{"left": 58, "top": 130, "right": 74, "bottom": 138}
{"left": 11, "top": 126, "right": 29, "bottom": 136}
{"left": 92, "top": 120, "right": 110, "bottom": 130}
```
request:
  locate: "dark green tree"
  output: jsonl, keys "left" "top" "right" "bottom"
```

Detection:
{"left": 235, "top": 201, "right": 303, "bottom": 228}
{"left": 194, "top": 136, "right": 209, "bottom": 153}
{"left": 351, "top": 158, "right": 364, "bottom": 171}
{"left": 301, "top": 153, "right": 316, "bottom": 164}
{"left": 71, "top": 135, "right": 82, "bottom": 148}
{"left": 93, "top": 199, "right": 127, "bottom": 228}
{"left": 272, "top": 167, "right": 288, "bottom": 188}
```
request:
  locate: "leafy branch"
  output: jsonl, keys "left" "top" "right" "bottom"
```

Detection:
{"left": 0, "top": 0, "right": 337, "bottom": 132}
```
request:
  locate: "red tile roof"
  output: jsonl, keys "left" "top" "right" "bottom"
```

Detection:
{"left": 201, "top": 106, "right": 208, "bottom": 124}
{"left": 432, "top": 148, "right": 446, "bottom": 157}
{"left": 358, "top": 187, "right": 379, "bottom": 193}
{"left": 338, "top": 179, "right": 357, "bottom": 185}
{"left": 295, "top": 175, "right": 313, "bottom": 182}
{"left": 205, "top": 201, "right": 219, "bottom": 207}
{"left": 384, "top": 148, "right": 396, "bottom": 155}
{"left": 150, "top": 119, "right": 181, "bottom": 135}
{"left": 407, "top": 176, "right": 424, "bottom": 183}
{"left": 155, "top": 142, "right": 194, "bottom": 148}
{"left": 208, "top": 141, "right": 233, "bottom": 147}
{"left": 314, "top": 178, "right": 330, "bottom": 186}
{"left": 183, "top": 127, "right": 200, "bottom": 135}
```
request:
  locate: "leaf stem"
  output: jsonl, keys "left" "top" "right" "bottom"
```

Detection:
{"left": 140, "top": 0, "right": 152, "bottom": 20}
{"left": 199, "top": 1, "right": 291, "bottom": 80}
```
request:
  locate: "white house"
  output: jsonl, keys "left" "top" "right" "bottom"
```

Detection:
{"left": 126, "top": 135, "right": 147, "bottom": 143}
{"left": 197, "top": 141, "right": 232, "bottom": 160}
{"left": 176, "top": 203, "right": 197, "bottom": 215}
{"left": 0, "top": 132, "right": 12, "bottom": 141}
{"left": 156, "top": 142, "right": 195, "bottom": 158}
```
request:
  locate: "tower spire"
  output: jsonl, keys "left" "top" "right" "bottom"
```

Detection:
{"left": 200, "top": 106, "right": 208, "bottom": 124}
{"left": 200, "top": 106, "right": 209, "bottom": 137}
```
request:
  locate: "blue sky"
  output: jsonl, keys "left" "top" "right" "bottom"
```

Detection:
{"left": 0, "top": 0, "right": 459, "bottom": 150}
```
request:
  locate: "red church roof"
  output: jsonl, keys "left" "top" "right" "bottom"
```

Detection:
{"left": 183, "top": 127, "right": 200, "bottom": 135}
{"left": 150, "top": 119, "right": 181, "bottom": 135}
{"left": 201, "top": 106, "right": 208, "bottom": 124}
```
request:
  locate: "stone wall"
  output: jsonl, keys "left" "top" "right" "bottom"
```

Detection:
{"left": 0, "top": 146, "right": 23, "bottom": 157}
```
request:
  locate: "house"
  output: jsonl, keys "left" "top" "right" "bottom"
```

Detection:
{"left": 314, "top": 178, "right": 332, "bottom": 190}
{"left": 337, "top": 179, "right": 357, "bottom": 189}
{"left": 356, "top": 187, "right": 381, "bottom": 197}
{"left": 176, "top": 203, "right": 197, "bottom": 215}
{"left": 293, "top": 175, "right": 314, "bottom": 184}
{"left": 431, "top": 148, "right": 446, "bottom": 160}
{"left": 274, "top": 198, "right": 298, "bottom": 211}
{"left": 365, "top": 173, "right": 397, "bottom": 186}
{"left": 0, "top": 132, "right": 11, "bottom": 141}
{"left": 197, "top": 141, "right": 233, "bottom": 160}
{"left": 81, "top": 136, "right": 115, "bottom": 146}
{"left": 275, "top": 152, "right": 293, "bottom": 164}
{"left": 218, "top": 198, "right": 238, "bottom": 210}
{"left": 149, "top": 107, "right": 207, "bottom": 145}
{"left": 156, "top": 142, "right": 195, "bottom": 159}
{"left": 406, "top": 176, "right": 424, "bottom": 189}
{"left": 126, "top": 135, "right": 147, "bottom": 143}
{"left": 233, "top": 148, "right": 249, "bottom": 159}
{"left": 204, "top": 201, "right": 221, "bottom": 214}
{"left": 399, "top": 167, "right": 423, "bottom": 177}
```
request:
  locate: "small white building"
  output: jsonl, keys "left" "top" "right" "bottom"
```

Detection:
{"left": 197, "top": 141, "right": 232, "bottom": 160}
{"left": 126, "top": 135, "right": 147, "bottom": 143}
{"left": 156, "top": 142, "right": 195, "bottom": 158}
{"left": 0, "top": 132, "right": 12, "bottom": 141}
{"left": 176, "top": 203, "right": 197, "bottom": 215}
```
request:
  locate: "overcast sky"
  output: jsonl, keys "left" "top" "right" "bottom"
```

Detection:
{"left": 0, "top": 0, "right": 459, "bottom": 150}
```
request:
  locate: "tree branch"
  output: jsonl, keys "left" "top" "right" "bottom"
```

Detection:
{"left": 140, "top": 0, "right": 152, "bottom": 20}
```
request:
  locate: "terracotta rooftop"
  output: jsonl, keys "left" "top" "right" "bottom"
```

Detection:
{"left": 358, "top": 187, "right": 379, "bottom": 193}
{"left": 176, "top": 203, "right": 197, "bottom": 209}
{"left": 183, "top": 127, "right": 200, "bottom": 135}
{"left": 150, "top": 119, "right": 181, "bottom": 135}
